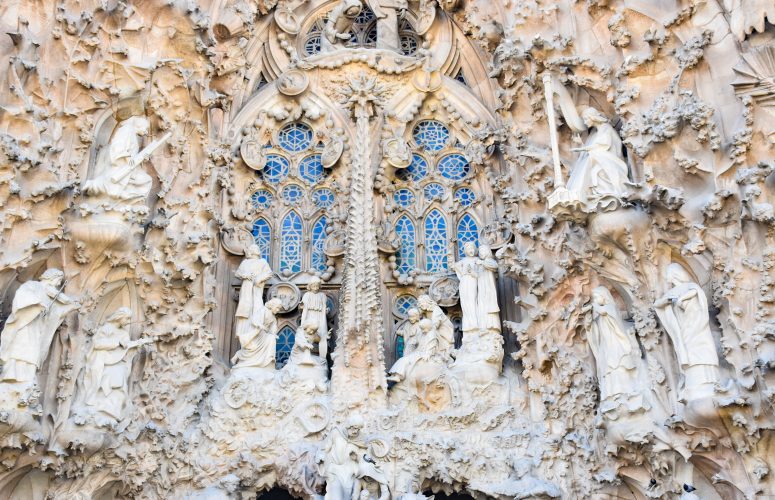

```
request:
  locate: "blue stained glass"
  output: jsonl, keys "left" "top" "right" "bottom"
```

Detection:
{"left": 455, "top": 188, "right": 476, "bottom": 207}
{"left": 437, "top": 154, "right": 470, "bottom": 181}
{"left": 280, "top": 211, "right": 303, "bottom": 273}
{"left": 304, "top": 34, "right": 321, "bottom": 56}
{"left": 398, "top": 154, "right": 428, "bottom": 182}
{"left": 395, "top": 295, "right": 417, "bottom": 316}
{"left": 263, "top": 154, "right": 290, "bottom": 184}
{"left": 311, "top": 216, "right": 328, "bottom": 272}
{"left": 251, "top": 189, "right": 274, "bottom": 209}
{"left": 281, "top": 184, "right": 304, "bottom": 205}
{"left": 454, "top": 69, "right": 467, "bottom": 85}
{"left": 393, "top": 189, "right": 415, "bottom": 208}
{"left": 276, "top": 325, "right": 295, "bottom": 368}
{"left": 413, "top": 120, "right": 450, "bottom": 152}
{"left": 355, "top": 7, "right": 375, "bottom": 24}
{"left": 395, "top": 216, "right": 416, "bottom": 275}
{"left": 278, "top": 123, "right": 313, "bottom": 153}
{"left": 364, "top": 25, "right": 378, "bottom": 46}
{"left": 251, "top": 218, "right": 271, "bottom": 261}
{"left": 423, "top": 183, "right": 445, "bottom": 201}
{"left": 312, "top": 188, "right": 335, "bottom": 209}
{"left": 299, "top": 154, "right": 324, "bottom": 184}
{"left": 424, "top": 210, "right": 448, "bottom": 273}
{"left": 456, "top": 213, "right": 479, "bottom": 259}
{"left": 400, "top": 34, "right": 418, "bottom": 56}
{"left": 396, "top": 334, "right": 405, "bottom": 359}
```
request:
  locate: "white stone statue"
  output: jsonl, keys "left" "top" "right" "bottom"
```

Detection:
{"left": 234, "top": 244, "right": 273, "bottom": 348}
{"left": 452, "top": 243, "right": 500, "bottom": 335}
{"left": 300, "top": 277, "right": 329, "bottom": 359}
{"left": 320, "top": 415, "right": 389, "bottom": 500}
{"left": 387, "top": 308, "right": 420, "bottom": 382}
{"left": 323, "top": 0, "right": 362, "bottom": 50}
{"left": 388, "top": 316, "right": 442, "bottom": 383}
{"left": 231, "top": 298, "right": 283, "bottom": 372}
{"left": 564, "top": 107, "right": 631, "bottom": 210}
{"left": 367, "top": 0, "right": 408, "bottom": 52}
{"left": 416, "top": 295, "right": 455, "bottom": 359}
{"left": 654, "top": 264, "right": 720, "bottom": 399}
{"left": 78, "top": 307, "right": 152, "bottom": 426}
{"left": 0, "top": 269, "right": 78, "bottom": 384}
{"left": 585, "top": 287, "right": 642, "bottom": 404}
{"left": 82, "top": 116, "right": 170, "bottom": 205}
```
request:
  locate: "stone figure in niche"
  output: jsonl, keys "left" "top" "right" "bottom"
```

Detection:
{"left": 234, "top": 244, "right": 273, "bottom": 348}
{"left": 76, "top": 307, "right": 152, "bottom": 427}
{"left": 300, "top": 277, "right": 328, "bottom": 359}
{"left": 387, "top": 307, "right": 420, "bottom": 382}
{"left": 320, "top": 415, "right": 389, "bottom": 500}
{"left": 323, "top": 0, "right": 362, "bottom": 50}
{"left": 0, "top": 269, "right": 78, "bottom": 384}
{"left": 82, "top": 116, "right": 170, "bottom": 205}
{"left": 367, "top": 0, "right": 408, "bottom": 52}
{"left": 585, "top": 287, "right": 643, "bottom": 406}
{"left": 231, "top": 298, "right": 283, "bottom": 373}
{"left": 388, "top": 316, "right": 448, "bottom": 383}
{"left": 564, "top": 107, "right": 631, "bottom": 211}
{"left": 654, "top": 264, "right": 720, "bottom": 399}
{"left": 452, "top": 243, "right": 500, "bottom": 335}
{"left": 416, "top": 295, "right": 455, "bottom": 359}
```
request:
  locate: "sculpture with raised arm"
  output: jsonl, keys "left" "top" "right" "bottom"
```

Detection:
{"left": 76, "top": 307, "right": 152, "bottom": 427}
{"left": 232, "top": 298, "right": 283, "bottom": 373}
{"left": 82, "top": 116, "right": 170, "bottom": 205}
{"left": 0, "top": 269, "right": 78, "bottom": 385}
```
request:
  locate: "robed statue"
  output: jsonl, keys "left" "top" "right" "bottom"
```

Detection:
{"left": 0, "top": 269, "right": 78, "bottom": 384}
{"left": 232, "top": 298, "right": 284, "bottom": 371}
{"left": 234, "top": 244, "right": 273, "bottom": 347}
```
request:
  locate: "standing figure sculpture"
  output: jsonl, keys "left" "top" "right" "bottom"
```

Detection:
{"left": 654, "top": 264, "right": 720, "bottom": 400}
{"left": 79, "top": 308, "right": 152, "bottom": 426}
{"left": 476, "top": 245, "right": 501, "bottom": 333}
{"left": 0, "top": 269, "right": 78, "bottom": 384}
{"left": 585, "top": 287, "right": 642, "bottom": 404}
{"left": 564, "top": 107, "right": 631, "bottom": 210}
{"left": 452, "top": 242, "right": 479, "bottom": 335}
{"left": 232, "top": 298, "right": 283, "bottom": 372}
{"left": 300, "top": 277, "right": 329, "bottom": 359}
{"left": 387, "top": 308, "right": 421, "bottom": 382}
{"left": 234, "top": 244, "right": 273, "bottom": 348}
{"left": 82, "top": 116, "right": 170, "bottom": 205}
{"left": 417, "top": 295, "right": 454, "bottom": 359}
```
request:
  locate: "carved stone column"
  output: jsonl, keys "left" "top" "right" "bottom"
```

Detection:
{"left": 331, "top": 74, "right": 388, "bottom": 408}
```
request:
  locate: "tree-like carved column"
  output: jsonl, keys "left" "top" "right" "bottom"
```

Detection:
{"left": 331, "top": 74, "right": 388, "bottom": 408}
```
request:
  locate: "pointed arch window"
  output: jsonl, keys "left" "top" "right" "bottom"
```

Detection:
{"left": 311, "top": 216, "right": 329, "bottom": 273}
{"left": 456, "top": 213, "right": 479, "bottom": 259}
{"left": 276, "top": 326, "right": 295, "bottom": 368}
{"left": 424, "top": 210, "right": 448, "bottom": 273}
{"left": 395, "top": 215, "right": 416, "bottom": 275}
{"left": 251, "top": 218, "right": 272, "bottom": 261}
{"left": 280, "top": 211, "right": 303, "bottom": 274}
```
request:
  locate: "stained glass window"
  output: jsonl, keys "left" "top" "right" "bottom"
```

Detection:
{"left": 394, "top": 189, "right": 415, "bottom": 208}
{"left": 251, "top": 218, "right": 271, "bottom": 261}
{"left": 299, "top": 154, "right": 324, "bottom": 184}
{"left": 424, "top": 210, "right": 448, "bottom": 273}
{"left": 396, "top": 334, "right": 405, "bottom": 358}
{"left": 276, "top": 325, "right": 295, "bottom": 368}
{"left": 311, "top": 216, "right": 328, "bottom": 272}
{"left": 456, "top": 213, "right": 479, "bottom": 259}
{"left": 280, "top": 211, "right": 303, "bottom": 273}
{"left": 304, "top": 34, "right": 321, "bottom": 56}
{"left": 278, "top": 123, "right": 313, "bottom": 153}
{"left": 413, "top": 120, "right": 450, "bottom": 152}
{"left": 312, "top": 188, "right": 335, "bottom": 209}
{"left": 423, "top": 183, "right": 445, "bottom": 201}
{"left": 395, "top": 295, "right": 417, "bottom": 316}
{"left": 395, "top": 215, "right": 416, "bottom": 275}
{"left": 400, "top": 34, "right": 418, "bottom": 56}
{"left": 455, "top": 188, "right": 476, "bottom": 207}
{"left": 437, "top": 154, "right": 470, "bottom": 181}
{"left": 355, "top": 7, "right": 375, "bottom": 24}
{"left": 454, "top": 69, "right": 467, "bottom": 85}
{"left": 251, "top": 189, "right": 274, "bottom": 209}
{"left": 281, "top": 184, "right": 304, "bottom": 205}
{"left": 451, "top": 315, "right": 463, "bottom": 348}
{"left": 263, "top": 154, "right": 290, "bottom": 184}
{"left": 397, "top": 154, "right": 428, "bottom": 182}
{"left": 364, "top": 25, "right": 378, "bottom": 46}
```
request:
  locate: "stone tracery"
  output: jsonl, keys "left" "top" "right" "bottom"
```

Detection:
{"left": 0, "top": 0, "right": 773, "bottom": 498}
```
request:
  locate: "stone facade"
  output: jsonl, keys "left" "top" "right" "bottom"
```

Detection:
{"left": 0, "top": 0, "right": 773, "bottom": 498}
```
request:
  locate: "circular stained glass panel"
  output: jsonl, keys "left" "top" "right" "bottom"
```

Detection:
{"left": 278, "top": 123, "right": 313, "bottom": 153}
{"left": 393, "top": 189, "right": 415, "bottom": 208}
{"left": 312, "top": 188, "right": 335, "bottom": 209}
{"left": 423, "top": 183, "right": 445, "bottom": 201}
{"left": 281, "top": 184, "right": 304, "bottom": 205}
{"left": 251, "top": 189, "right": 274, "bottom": 209}
{"left": 412, "top": 120, "right": 450, "bottom": 152}
{"left": 395, "top": 295, "right": 417, "bottom": 316}
{"left": 299, "top": 154, "right": 324, "bottom": 184}
{"left": 263, "top": 154, "right": 290, "bottom": 184}
{"left": 454, "top": 187, "right": 476, "bottom": 207}
{"left": 437, "top": 154, "right": 470, "bottom": 181}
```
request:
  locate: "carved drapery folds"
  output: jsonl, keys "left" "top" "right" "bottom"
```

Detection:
{"left": 0, "top": 0, "right": 774, "bottom": 498}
